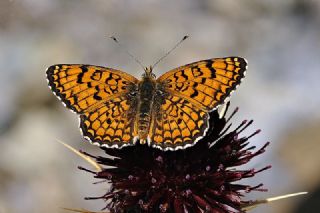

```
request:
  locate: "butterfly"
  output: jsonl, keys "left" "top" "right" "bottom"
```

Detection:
{"left": 46, "top": 57, "right": 247, "bottom": 151}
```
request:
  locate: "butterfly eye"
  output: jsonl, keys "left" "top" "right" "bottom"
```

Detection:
{"left": 156, "top": 90, "right": 166, "bottom": 97}
{"left": 129, "top": 91, "right": 137, "bottom": 97}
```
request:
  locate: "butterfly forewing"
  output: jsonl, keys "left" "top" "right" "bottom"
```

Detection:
{"left": 157, "top": 57, "right": 247, "bottom": 111}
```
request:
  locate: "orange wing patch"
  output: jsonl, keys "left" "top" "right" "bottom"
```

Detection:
{"left": 150, "top": 94, "right": 208, "bottom": 151}
{"left": 46, "top": 64, "right": 138, "bottom": 113}
{"left": 47, "top": 64, "right": 139, "bottom": 148}
{"left": 80, "top": 96, "right": 137, "bottom": 148}
{"left": 157, "top": 57, "right": 247, "bottom": 111}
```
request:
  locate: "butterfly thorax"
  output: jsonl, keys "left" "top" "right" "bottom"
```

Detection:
{"left": 137, "top": 73, "right": 157, "bottom": 143}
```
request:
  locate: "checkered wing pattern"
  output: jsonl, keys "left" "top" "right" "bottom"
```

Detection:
{"left": 157, "top": 57, "right": 247, "bottom": 110}
{"left": 150, "top": 93, "right": 208, "bottom": 150}
{"left": 46, "top": 64, "right": 139, "bottom": 148}
{"left": 151, "top": 57, "right": 247, "bottom": 150}
{"left": 80, "top": 96, "right": 137, "bottom": 148}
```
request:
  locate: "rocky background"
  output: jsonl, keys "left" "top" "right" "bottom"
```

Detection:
{"left": 0, "top": 0, "right": 320, "bottom": 212}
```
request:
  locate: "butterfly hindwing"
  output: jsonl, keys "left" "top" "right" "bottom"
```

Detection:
{"left": 149, "top": 93, "right": 208, "bottom": 150}
{"left": 80, "top": 95, "right": 138, "bottom": 148}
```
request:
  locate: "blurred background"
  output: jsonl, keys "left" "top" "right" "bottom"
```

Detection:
{"left": 0, "top": 0, "right": 320, "bottom": 212}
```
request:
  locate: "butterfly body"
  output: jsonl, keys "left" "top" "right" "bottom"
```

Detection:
{"left": 47, "top": 57, "right": 247, "bottom": 151}
{"left": 136, "top": 71, "right": 157, "bottom": 143}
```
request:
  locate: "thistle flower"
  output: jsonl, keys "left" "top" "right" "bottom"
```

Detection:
{"left": 79, "top": 105, "right": 271, "bottom": 213}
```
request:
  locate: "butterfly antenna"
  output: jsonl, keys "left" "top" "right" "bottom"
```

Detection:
{"left": 152, "top": 35, "right": 189, "bottom": 69}
{"left": 109, "top": 36, "right": 146, "bottom": 70}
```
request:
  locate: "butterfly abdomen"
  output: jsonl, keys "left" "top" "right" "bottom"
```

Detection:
{"left": 137, "top": 77, "right": 156, "bottom": 142}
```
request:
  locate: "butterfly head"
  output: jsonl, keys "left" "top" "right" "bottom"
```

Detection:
{"left": 143, "top": 66, "right": 156, "bottom": 79}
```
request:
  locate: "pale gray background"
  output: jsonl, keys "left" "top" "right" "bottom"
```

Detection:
{"left": 1, "top": 0, "right": 320, "bottom": 213}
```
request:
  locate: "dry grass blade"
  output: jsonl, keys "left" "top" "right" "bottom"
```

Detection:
{"left": 62, "top": 207, "right": 109, "bottom": 213}
{"left": 57, "top": 139, "right": 102, "bottom": 172}
{"left": 241, "top": 192, "right": 308, "bottom": 211}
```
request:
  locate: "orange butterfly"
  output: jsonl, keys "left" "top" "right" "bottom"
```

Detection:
{"left": 47, "top": 57, "right": 247, "bottom": 151}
